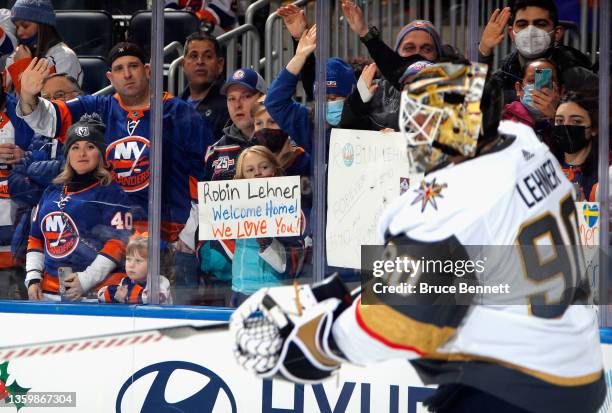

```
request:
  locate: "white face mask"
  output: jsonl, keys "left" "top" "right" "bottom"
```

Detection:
{"left": 513, "top": 25, "right": 553, "bottom": 58}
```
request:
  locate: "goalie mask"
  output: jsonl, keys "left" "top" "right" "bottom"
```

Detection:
{"left": 399, "top": 62, "right": 488, "bottom": 173}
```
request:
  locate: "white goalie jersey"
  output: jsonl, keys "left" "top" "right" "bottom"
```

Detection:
{"left": 332, "top": 121, "right": 605, "bottom": 413}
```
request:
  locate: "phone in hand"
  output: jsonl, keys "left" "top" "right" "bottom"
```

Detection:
{"left": 58, "top": 266, "right": 73, "bottom": 301}
{"left": 534, "top": 68, "right": 553, "bottom": 90}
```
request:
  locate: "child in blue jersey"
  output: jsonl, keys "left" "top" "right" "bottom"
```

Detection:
{"left": 230, "top": 146, "right": 307, "bottom": 307}
{"left": 98, "top": 233, "right": 172, "bottom": 304}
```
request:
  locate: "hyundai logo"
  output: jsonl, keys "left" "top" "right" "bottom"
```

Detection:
{"left": 116, "top": 361, "right": 237, "bottom": 413}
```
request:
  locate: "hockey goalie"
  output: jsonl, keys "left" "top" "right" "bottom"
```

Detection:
{"left": 230, "top": 60, "right": 606, "bottom": 413}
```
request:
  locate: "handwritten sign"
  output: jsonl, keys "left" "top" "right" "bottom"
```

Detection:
{"left": 576, "top": 202, "right": 600, "bottom": 297}
{"left": 198, "top": 176, "right": 301, "bottom": 240}
{"left": 326, "top": 129, "right": 419, "bottom": 269}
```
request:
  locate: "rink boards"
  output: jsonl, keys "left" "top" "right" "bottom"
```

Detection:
{"left": 0, "top": 303, "right": 611, "bottom": 413}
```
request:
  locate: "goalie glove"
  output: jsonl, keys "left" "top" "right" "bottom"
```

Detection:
{"left": 230, "top": 275, "right": 354, "bottom": 384}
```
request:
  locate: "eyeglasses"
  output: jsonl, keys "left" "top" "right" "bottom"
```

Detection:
{"left": 40, "top": 90, "right": 79, "bottom": 101}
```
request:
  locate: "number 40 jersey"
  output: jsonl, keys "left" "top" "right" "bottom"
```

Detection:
{"left": 332, "top": 121, "right": 605, "bottom": 413}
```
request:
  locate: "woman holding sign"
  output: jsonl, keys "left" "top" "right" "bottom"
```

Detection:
{"left": 229, "top": 146, "right": 307, "bottom": 307}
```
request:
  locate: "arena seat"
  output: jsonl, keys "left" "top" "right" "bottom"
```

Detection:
{"left": 51, "top": 0, "right": 106, "bottom": 10}
{"left": 128, "top": 10, "right": 200, "bottom": 60}
{"left": 56, "top": 11, "right": 115, "bottom": 57}
{"left": 78, "top": 56, "right": 110, "bottom": 95}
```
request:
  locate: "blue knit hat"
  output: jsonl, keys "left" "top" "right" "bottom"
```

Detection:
{"left": 326, "top": 57, "right": 356, "bottom": 97}
{"left": 11, "top": 0, "right": 56, "bottom": 27}
{"left": 394, "top": 20, "right": 442, "bottom": 57}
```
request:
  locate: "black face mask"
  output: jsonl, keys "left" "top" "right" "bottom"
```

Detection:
{"left": 252, "top": 128, "right": 289, "bottom": 153}
{"left": 551, "top": 125, "right": 590, "bottom": 154}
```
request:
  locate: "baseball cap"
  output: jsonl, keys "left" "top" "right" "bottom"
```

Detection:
{"left": 221, "top": 68, "right": 267, "bottom": 95}
{"left": 107, "top": 42, "right": 146, "bottom": 67}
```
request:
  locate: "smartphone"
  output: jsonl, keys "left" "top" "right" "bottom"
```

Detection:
{"left": 534, "top": 68, "right": 553, "bottom": 90}
{"left": 57, "top": 267, "right": 73, "bottom": 301}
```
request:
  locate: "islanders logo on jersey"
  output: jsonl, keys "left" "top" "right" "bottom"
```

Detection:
{"left": 106, "top": 136, "right": 151, "bottom": 192}
{"left": 41, "top": 211, "right": 79, "bottom": 259}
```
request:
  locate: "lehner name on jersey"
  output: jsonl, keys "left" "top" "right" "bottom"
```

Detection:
{"left": 516, "top": 158, "right": 563, "bottom": 208}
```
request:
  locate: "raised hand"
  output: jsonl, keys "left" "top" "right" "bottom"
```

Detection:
{"left": 287, "top": 25, "right": 317, "bottom": 76}
{"left": 341, "top": 0, "right": 368, "bottom": 37}
{"left": 360, "top": 63, "right": 378, "bottom": 95}
{"left": 295, "top": 25, "right": 317, "bottom": 58}
{"left": 479, "top": 7, "right": 511, "bottom": 57}
{"left": 278, "top": 4, "right": 308, "bottom": 39}
{"left": 19, "top": 57, "right": 50, "bottom": 105}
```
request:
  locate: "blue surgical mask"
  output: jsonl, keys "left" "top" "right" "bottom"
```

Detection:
{"left": 326, "top": 99, "right": 344, "bottom": 126}
{"left": 19, "top": 33, "right": 37, "bottom": 47}
{"left": 520, "top": 83, "right": 542, "bottom": 118}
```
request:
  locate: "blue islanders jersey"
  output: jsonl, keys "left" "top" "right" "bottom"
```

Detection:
{"left": 52, "top": 93, "right": 213, "bottom": 241}
{"left": 28, "top": 181, "right": 135, "bottom": 295}
{"left": 98, "top": 275, "right": 172, "bottom": 304}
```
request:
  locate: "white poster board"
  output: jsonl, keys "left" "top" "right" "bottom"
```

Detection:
{"left": 326, "top": 129, "right": 419, "bottom": 269}
{"left": 576, "top": 202, "right": 600, "bottom": 296}
{"left": 198, "top": 176, "right": 301, "bottom": 240}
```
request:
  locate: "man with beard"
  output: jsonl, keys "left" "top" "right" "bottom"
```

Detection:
{"left": 479, "top": 0, "right": 595, "bottom": 105}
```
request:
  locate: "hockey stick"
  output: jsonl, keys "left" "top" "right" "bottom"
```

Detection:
{"left": 116, "top": 144, "right": 146, "bottom": 178}
{"left": 49, "top": 222, "right": 67, "bottom": 247}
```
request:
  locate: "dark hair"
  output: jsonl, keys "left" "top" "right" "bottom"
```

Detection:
{"left": 520, "top": 58, "right": 562, "bottom": 85}
{"left": 184, "top": 32, "right": 224, "bottom": 59}
{"left": 34, "top": 23, "right": 63, "bottom": 58}
{"left": 557, "top": 91, "right": 599, "bottom": 176}
{"left": 510, "top": 0, "right": 559, "bottom": 26}
{"left": 559, "top": 91, "right": 598, "bottom": 131}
